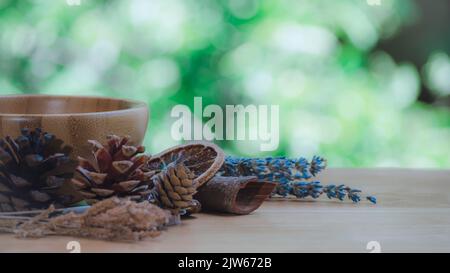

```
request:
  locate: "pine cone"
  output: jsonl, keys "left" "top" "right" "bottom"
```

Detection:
{"left": 149, "top": 162, "right": 199, "bottom": 213}
{"left": 71, "top": 135, "right": 154, "bottom": 204}
{"left": 0, "top": 128, "right": 75, "bottom": 212}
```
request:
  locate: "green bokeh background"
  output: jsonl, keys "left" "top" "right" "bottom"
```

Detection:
{"left": 0, "top": 0, "right": 449, "bottom": 167}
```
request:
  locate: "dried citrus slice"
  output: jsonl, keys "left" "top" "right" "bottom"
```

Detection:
{"left": 146, "top": 141, "right": 225, "bottom": 188}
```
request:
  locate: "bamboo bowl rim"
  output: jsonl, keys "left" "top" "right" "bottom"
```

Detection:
{"left": 0, "top": 94, "right": 147, "bottom": 117}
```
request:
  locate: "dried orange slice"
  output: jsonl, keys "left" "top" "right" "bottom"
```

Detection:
{"left": 146, "top": 141, "right": 225, "bottom": 188}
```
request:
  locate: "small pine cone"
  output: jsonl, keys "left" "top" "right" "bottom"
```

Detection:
{"left": 71, "top": 135, "right": 154, "bottom": 204}
{"left": 149, "top": 162, "right": 200, "bottom": 213}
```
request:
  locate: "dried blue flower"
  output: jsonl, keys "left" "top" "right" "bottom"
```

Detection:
{"left": 366, "top": 196, "right": 377, "bottom": 204}
{"left": 310, "top": 155, "right": 327, "bottom": 176}
{"left": 219, "top": 156, "right": 376, "bottom": 204}
{"left": 219, "top": 155, "right": 327, "bottom": 181}
{"left": 275, "top": 181, "right": 369, "bottom": 203}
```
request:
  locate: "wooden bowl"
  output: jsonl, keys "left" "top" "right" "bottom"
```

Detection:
{"left": 0, "top": 95, "right": 149, "bottom": 159}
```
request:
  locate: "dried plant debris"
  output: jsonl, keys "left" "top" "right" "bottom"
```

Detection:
{"left": 146, "top": 141, "right": 225, "bottom": 188}
{"left": 0, "top": 197, "right": 173, "bottom": 241}
{"left": 0, "top": 128, "right": 77, "bottom": 212}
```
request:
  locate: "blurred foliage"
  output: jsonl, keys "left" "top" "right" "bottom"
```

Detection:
{"left": 0, "top": 0, "right": 449, "bottom": 167}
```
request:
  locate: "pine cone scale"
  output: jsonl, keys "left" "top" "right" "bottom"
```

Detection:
{"left": 173, "top": 200, "right": 189, "bottom": 208}
{"left": 168, "top": 191, "right": 182, "bottom": 201}
{"left": 181, "top": 179, "right": 193, "bottom": 187}
{"left": 111, "top": 161, "right": 134, "bottom": 175}
{"left": 94, "top": 147, "right": 112, "bottom": 173}
{"left": 130, "top": 185, "right": 150, "bottom": 194}
{"left": 0, "top": 193, "right": 9, "bottom": 203}
{"left": 115, "top": 145, "right": 138, "bottom": 159}
{"left": 91, "top": 188, "right": 115, "bottom": 197}
{"left": 162, "top": 175, "right": 174, "bottom": 192}
{"left": 174, "top": 186, "right": 188, "bottom": 195}
{"left": 11, "top": 197, "right": 28, "bottom": 210}
{"left": 89, "top": 172, "right": 107, "bottom": 185}
{"left": 2, "top": 137, "right": 19, "bottom": 163}
{"left": 79, "top": 191, "right": 97, "bottom": 199}
{"left": 44, "top": 176, "right": 65, "bottom": 189}
{"left": 30, "top": 190, "right": 51, "bottom": 202}
{"left": 10, "top": 175, "right": 31, "bottom": 187}
{"left": 77, "top": 157, "right": 97, "bottom": 171}
{"left": 71, "top": 176, "right": 90, "bottom": 189}
{"left": 115, "top": 180, "right": 142, "bottom": 192}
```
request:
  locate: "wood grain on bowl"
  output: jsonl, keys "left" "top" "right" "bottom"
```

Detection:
{"left": 0, "top": 95, "right": 149, "bottom": 159}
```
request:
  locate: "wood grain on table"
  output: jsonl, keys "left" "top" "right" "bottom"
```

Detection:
{"left": 0, "top": 168, "right": 449, "bottom": 253}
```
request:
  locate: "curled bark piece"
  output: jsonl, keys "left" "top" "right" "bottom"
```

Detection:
{"left": 195, "top": 176, "right": 275, "bottom": 215}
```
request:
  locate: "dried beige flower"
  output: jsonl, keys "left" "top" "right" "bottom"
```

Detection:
{"left": 1, "top": 197, "right": 172, "bottom": 241}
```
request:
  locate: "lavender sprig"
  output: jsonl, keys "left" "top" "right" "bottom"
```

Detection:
{"left": 219, "top": 156, "right": 327, "bottom": 182}
{"left": 274, "top": 181, "right": 376, "bottom": 204}
{"left": 219, "top": 156, "right": 376, "bottom": 204}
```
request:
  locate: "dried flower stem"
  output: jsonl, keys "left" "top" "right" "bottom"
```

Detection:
{"left": 219, "top": 156, "right": 376, "bottom": 204}
{"left": 0, "top": 197, "right": 175, "bottom": 241}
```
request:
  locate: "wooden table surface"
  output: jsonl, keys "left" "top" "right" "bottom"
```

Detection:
{"left": 0, "top": 168, "right": 449, "bottom": 253}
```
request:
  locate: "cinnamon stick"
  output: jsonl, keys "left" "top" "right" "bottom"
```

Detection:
{"left": 195, "top": 176, "right": 275, "bottom": 215}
